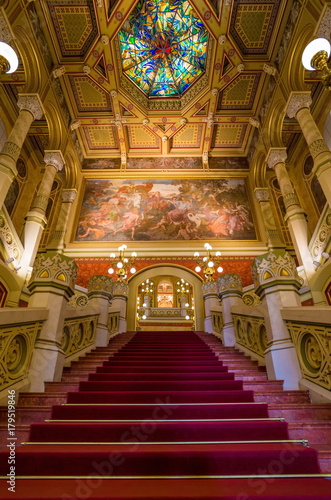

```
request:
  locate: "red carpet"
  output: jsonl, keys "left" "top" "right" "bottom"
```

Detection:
{"left": 0, "top": 331, "right": 330, "bottom": 499}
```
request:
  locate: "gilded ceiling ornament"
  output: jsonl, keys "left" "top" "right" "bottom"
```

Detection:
{"left": 162, "top": 135, "right": 168, "bottom": 142}
{"left": 263, "top": 64, "right": 276, "bottom": 76}
{"left": 83, "top": 65, "right": 91, "bottom": 74}
{"left": 249, "top": 117, "right": 260, "bottom": 128}
{"left": 211, "top": 88, "right": 219, "bottom": 96}
{"left": 70, "top": 120, "right": 81, "bottom": 131}
{"left": 237, "top": 63, "right": 245, "bottom": 73}
{"left": 52, "top": 66, "right": 65, "bottom": 79}
{"left": 142, "top": 118, "right": 150, "bottom": 126}
{"left": 180, "top": 118, "right": 187, "bottom": 126}
{"left": 110, "top": 89, "right": 118, "bottom": 98}
{"left": 218, "top": 35, "right": 226, "bottom": 45}
{"left": 101, "top": 35, "right": 109, "bottom": 45}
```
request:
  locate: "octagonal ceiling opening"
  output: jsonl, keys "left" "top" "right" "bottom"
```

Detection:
{"left": 118, "top": 0, "right": 209, "bottom": 98}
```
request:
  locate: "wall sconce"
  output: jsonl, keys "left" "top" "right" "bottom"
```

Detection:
{"left": 0, "top": 42, "right": 18, "bottom": 74}
{"left": 302, "top": 38, "right": 331, "bottom": 89}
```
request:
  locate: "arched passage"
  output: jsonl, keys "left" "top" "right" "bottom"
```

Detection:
{"left": 127, "top": 265, "right": 204, "bottom": 331}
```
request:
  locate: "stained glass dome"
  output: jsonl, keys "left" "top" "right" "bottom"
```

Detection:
{"left": 119, "top": 0, "right": 209, "bottom": 97}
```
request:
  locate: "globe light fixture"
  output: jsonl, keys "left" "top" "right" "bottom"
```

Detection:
{"left": 108, "top": 245, "right": 137, "bottom": 282}
{"left": 194, "top": 243, "right": 223, "bottom": 282}
{"left": 0, "top": 42, "right": 18, "bottom": 74}
{"left": 302, "top": 38, "right": 331, "bottom": 89}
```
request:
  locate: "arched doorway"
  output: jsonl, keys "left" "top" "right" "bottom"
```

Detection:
{"left": 127, "top": 265, "right": 203, "bottom": 331}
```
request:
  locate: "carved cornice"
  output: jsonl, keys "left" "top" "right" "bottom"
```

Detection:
{"left": 266, "top": 148, "right": 287, "bottom": 170}
{"left": 44, "top": 150, "right": 65, "bottom": 172}
{"left": 17, "top": 94, "right": 44, "bottom": 121}
{"left": 286, "top": 92, "right": 312, "bottom": 119}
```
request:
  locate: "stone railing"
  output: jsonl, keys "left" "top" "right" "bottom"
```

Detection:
{"left": 282, "top": 307, "right": 331, "bottom": 391}
{"left": 0, "top": 207, "right": 23, "bottom": 269}
{"left": 62, "top": 313, "right": 98, "bottom": 360}
{"left": 0, "top": 308, "right": 48, "bottom": 395}
{"left": 149, "top": 307, "right": 183, "bottom": 318}
{"left": 211, "top": 310, "right": 223, "bottom": 338}
{"left": 108, "top": 311, "right": 120, "bottom": 336}
{"left": 309, "top": 204, "right": 331, "bottom": 263}
{"left": 231, "top": 306, "right": 267, "bottom": 362}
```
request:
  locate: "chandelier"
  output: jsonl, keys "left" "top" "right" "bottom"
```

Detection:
{"left": 194, "top": 243, "right": 223, "bottom": 282}
{"left": 0, "top": 42, "right": 18, "bottom": 74}
{"left": 108, "top": 245, "right": 137, "bottom": 282}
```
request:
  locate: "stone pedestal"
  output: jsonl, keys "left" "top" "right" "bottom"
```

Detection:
{"left": 202, "top": 281, "right": 219, "bottom": 334}
{"left": 287, "top": 92, "right": 331, "bottom": 208}
{"left": 266, "top": 148, "right": 315, "bottom": 280}
{"left": 19, "top": 151, "right": 64, "bottom": 279}
{"left": 27, "top": 252, "right": 77, "bottom": 392}
{"left": 112, "top": 281, "right": 129, "bottom": 333}
{"left": 48, "top": 189, "right": 77, "bottom": 250}
{"left": 218, "top": 274, "right": 243, "bottom": 346}
{"left": 87, "top": 275, "right": 113, "bottom": 347}
{"left": 0, "top": 94, "right": 44, "bottom": 208}
{"left": 252, "top": 249, "right": 302, "bottom": 390}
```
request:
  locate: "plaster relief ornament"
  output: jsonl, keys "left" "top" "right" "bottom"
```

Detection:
{"left": 237, "top": 63, "right": 245, "bottom": 73}
{"left": 263, "top": 64, "right": 276, "bottom": 76}
{"left": 218, "top": 35, "right": 226, "bottom": 45}
{"left": 142, "top": 118, "right": 150, "bottom": 126}
{"left": 180, "top": 118, "right": 187, "bottom": 126}
{"left": 249, "top": 117, "right": 260, "bottom": 128}
{"left": 83, "top": 65, "right": 91, "bottom": 74}
{"left": 211, "top": 88, "right": 218, "bottom": 96}
{"left": 70, "top": 120, "right": 81, "bottom": 131}
{"left": 118, "top": 0, "right": 209, "bottom": 97}
{"left": 162, "top": 135, "right": 168, "bottom": 142}
{"left": 110, "top": 89, "right": 118, "bottom": 98}
{"left": 101, "top": 35, "right": 109, "bottom": 45}
{"left": 52, "top": 66, "right": 65, "bottom": 79}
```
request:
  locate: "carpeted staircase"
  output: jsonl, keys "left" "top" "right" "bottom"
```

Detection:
{"left": 0, "top": 331, "right": 331, "bottom": 499}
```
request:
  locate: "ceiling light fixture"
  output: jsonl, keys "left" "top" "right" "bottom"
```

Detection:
{"left": 0, "top": 42, "right": 18, "bottom": 74}
{"left": 302, "top": 38, "right": 331, "bottom": 89}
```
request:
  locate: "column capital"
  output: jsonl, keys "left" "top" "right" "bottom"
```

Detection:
{"left": 17, "top": 93, "right": 44, "bottom": 121}
{"left": 202, "top": 280, "right": 218, "bottom": 296}
{"left": 28, "top": 251, "right": 78, "bottom": 292}
{"left": 286, "top": 92, "right": 312, "bottom": 119}
{"left": 88, "top": 274, "right": 113, "bottom": 294}
{"left": 251, "top": 249, "right": 301, "bottom": 295}
{"left": 266, "top": 148, "right": 287, "bottom": 169}
{"left": 44, "top": 150, "right": 65, "bottom": 172}
{"left": 254, "top": 187, "right": 270, "bottom": 202}
{"left": 113, "top": 281, "right": 129, "bottom": 297}
{"left": 218, "top": 274, "right": 242, "bottom": 295}
{"left": 62, "top": 188, "right": 77, "bottom": 203}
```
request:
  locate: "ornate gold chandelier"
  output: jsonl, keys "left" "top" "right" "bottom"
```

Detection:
{"left": 194, "top": 243, "right": 223, "bottom": 282}
{"left": 108, "top": 245, "right": 137, "bottom": 283}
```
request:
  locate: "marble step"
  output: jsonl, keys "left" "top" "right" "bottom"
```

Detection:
{"left": 268, "top": 404, "right": 331, "bottom": 421}
{"left": 254, "top": 391, "right": 311, "bottom": 404}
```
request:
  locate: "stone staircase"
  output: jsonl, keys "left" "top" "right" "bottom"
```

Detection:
{"left": 1, "top": 331, "right": 331, "bottom": 472}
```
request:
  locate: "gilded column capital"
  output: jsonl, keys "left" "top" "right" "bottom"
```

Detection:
{"left": 28, "top": 252, "right": 78, "bottom": 291}
{"left": 286, "top": 92, "right": 312, "bottom": 119}
{"left": 62, "top": 189, "right": 77, "bottom": 203}
{"left": 254, "top": 187, "right": 270, "bottom": 202}
{"left": 218, "top": 274, "right": 242, "bottom": 295}
{"left": 44, "top": 150, "right": 65, "bottom": 172}
{"left": 17, "top": 94, "right": 44, "bottom": 121}
{"left": 113, "top": 281, "right": 129, "bottom": 297}
{"left": 266, "top": 148, "right": 287, "bottom": 170}
{"left": 202, "top": 280, "right": 218, "bottom": 296}
{"left": 88, "top": 275, "right": 113, "bottom": 294}
{"left": 251, "top": 249, "right": 300, "bottom": 293}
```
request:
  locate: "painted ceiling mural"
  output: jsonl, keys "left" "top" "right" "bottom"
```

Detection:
{"left": 75, "top": 178, "right": 256, "bottom": 242}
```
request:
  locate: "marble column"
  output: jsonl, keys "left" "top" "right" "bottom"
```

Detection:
{"left": 27, "top": 252, "right": 77, "bottom": 392}
{"left": 112, "top": 281, "right": 129, "bottom": 333}
{"left": 252, "top": 249, "right": 302, "bottom": 390}
{"left": 48, "top": 188, "right": 77, "bottom": 250}
{"left": 254, "top": 187, "right": 285, "bottom": 249}
{"left": 202, "top": 281, "right": 219, "bottom": 334}
{"left": 266, "top": 147, "right": 315, "bottom": 279}
{"left": 19, "top": 151, "right": 64, "bottom": 279}
{"left": 218, "top": 274, "right": 243, "bottom": 346}
{"left": 87, "top": 275, "right": 113, "bottom": 346}
{"left": 0, "top": 94, "right": 44, "bottom": 208}
{"left": 287, "top": 91, "right": 331, "bottom": 207}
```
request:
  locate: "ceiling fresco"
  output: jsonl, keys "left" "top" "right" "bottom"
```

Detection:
{"left": 24, "top": 0, "right": 292, "bottom": 167}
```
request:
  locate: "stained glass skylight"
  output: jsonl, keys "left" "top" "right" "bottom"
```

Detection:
{"left": 119, "top": 0, "right": 209, "bottom": 97}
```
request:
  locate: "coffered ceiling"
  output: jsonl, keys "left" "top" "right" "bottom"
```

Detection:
{"left": 11, "top": 0, "right": 298, "bottom": 169}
